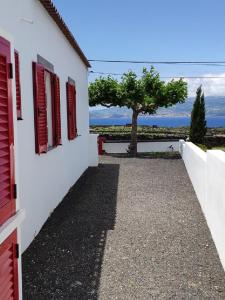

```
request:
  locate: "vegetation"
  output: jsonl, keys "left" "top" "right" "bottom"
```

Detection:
{"left": 190, "top": 86, "right": 207, "bottom": 143}
{"left": 197, "top": 144, "right": 225, "bottom": 152}
{"left": 89, "top": 67, "right": 187, "bottom": 156}
{"left": 90, "top": 125, "right": 225, "bottom": 139}
{"left": 106, "top": 151, "right": 181, "bottom": 159}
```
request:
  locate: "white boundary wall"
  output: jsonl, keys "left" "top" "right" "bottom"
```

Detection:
{"left": 180, "top": 141, "right": 225, "bottom": 270}
{"left": 89, "top": 134, "right": 99, "bottom": 166}
{"left": 104, "top": 140, "right": 179, "bottom": 153}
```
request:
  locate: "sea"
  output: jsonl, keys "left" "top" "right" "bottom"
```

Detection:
{"left": 90, "top": 116, "right": 225, "bottom": 128}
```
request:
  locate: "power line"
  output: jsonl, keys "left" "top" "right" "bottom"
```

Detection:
{"left": 89, "top": 71, "right": 225, "bottom": 79}
{"left": 89, "top": 59, "right": 225, "bottom": 67}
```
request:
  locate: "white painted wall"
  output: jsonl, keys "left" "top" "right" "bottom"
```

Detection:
{"left": 180, "top": 141, "right": 225, "bottom": 270}
{"left": 0, "top": 0, "right": 95, "bottom": 254}
{"left": 181, "top": 142, "right": 207, "bottom": 206}
{"left": 103, "top": 141, "right": 179, "bottom": 153}
{"left": 206, "top": 151, "right": 225, "bottom": 270}
{"left": 89, "top": 134, "right": 99, "bottom": 167}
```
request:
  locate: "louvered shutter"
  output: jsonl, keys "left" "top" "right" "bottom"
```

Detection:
{"left": 33, "top": 62, "right": 48, "bottom": 154}
{"left": 0, "top": 230, "right": 19, "bottom": 300}
{"left": 66, "top": 82, "right": 77, "bottom": 140}
{"left": 14, "top": 51, "right": 22, "bottom": 120}
{"left": 0, "top": 37, "right": 16, "bottom": 226}
{"left": 74, "top": 85, "right": 77, "bottom": 136}
{"left": 53, "top": 74, "right": 61, "bottom": 146}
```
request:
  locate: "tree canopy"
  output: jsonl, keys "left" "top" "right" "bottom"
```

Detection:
{"left": 89, "top": 67, "right": 188, "bottom": 155}
{"left": 89, "top": 67, "right": 188, "bottom": 113}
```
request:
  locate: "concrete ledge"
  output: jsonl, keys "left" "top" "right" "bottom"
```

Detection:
{"left": 105, "top": 139, "right": 180, "bottom": 143}
{"left": 104, "top": 140, "right": 179, "bottom": 153}
{"left": 0, "top": 210, "right": 25, "bottom": 244}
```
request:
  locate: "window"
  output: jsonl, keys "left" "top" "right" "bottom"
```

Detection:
{"left": 32, "top": 61, "right": 61, "bottom": 154}
{"left": 14, "top": 51, "right": 22, "bottom": 120}
{"left": 66, "top": 81, "right": 77, "bottom": 140}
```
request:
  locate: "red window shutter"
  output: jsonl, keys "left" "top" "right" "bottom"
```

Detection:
{"left": 32, "top": 62, "right": 48, "bottom": 154}
{"left": 0, "top": 230, "right": 19, "bottom": 300}
{"left": 66, "top": 82, "right": 77, "bottom": 140}
{"left": 14, "top": 51, "right": 22, "bottom": 120}
{"left": 74, "top": 86, "right": 77, "bottom": 135}
{"left": 53, "top": 74, "right": 61, "bottom": 146}
{"left": 0, "top": 36, "right": 16, "bottom": 226}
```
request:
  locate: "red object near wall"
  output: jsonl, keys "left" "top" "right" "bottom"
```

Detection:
{"left": 33, "top": 62, "right": 48, "bottom": 154}
{"left": 0, "top": 36, "right": 16, "bottom": 226}
{"left": 98, "top": 137, "right": 106, "bottom": 155}
{"left": 0, "top": 230, "right": 19, "bottom": 300}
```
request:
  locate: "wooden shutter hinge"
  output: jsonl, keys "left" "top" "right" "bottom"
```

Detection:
{"left": 9, "top": 63, "right": 13, "bottom": 79}
{"left": 15, "top": 244, "right": 19, "bottom": 258}
{"left": 14, "top": 184, "right": 17, "bottom": 199}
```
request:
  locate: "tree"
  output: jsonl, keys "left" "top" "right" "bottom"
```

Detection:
{"left": 190, "top": 85, "right": 207, "bottom": 144}
{"left": 89, "top": 67, "right": 188, "bottom": 156}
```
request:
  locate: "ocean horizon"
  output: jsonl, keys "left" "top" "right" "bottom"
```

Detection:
{"left": 90, "top": 116, "right": 225, "bottom": 128}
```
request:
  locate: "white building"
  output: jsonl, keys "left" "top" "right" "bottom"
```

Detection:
{"left": 0, "top": 0, "right": 98, "bottom": 298}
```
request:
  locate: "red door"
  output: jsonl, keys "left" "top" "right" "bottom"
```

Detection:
{"left": 0, "top": 37, "right": 18, "bottom": 300}
{"left": 0, "top": 231, "right": 19, "bottom": 300}
{"left": 0, "top": 36, "right": 15, "bottom": 226}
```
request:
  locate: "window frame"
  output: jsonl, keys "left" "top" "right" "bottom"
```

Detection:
{"left": 33, "top": 57, "right": 61, "bottom": 154}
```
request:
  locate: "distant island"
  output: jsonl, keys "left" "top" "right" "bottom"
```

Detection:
{"left": 90, "top": 96, "right": 225, "bottom": 119}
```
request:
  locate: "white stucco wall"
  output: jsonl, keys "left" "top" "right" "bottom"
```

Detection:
{"left": 103, "top": 141, "right": 179, "bottom": 153}
{"left": 181, "top": 142, "right": 207, "bottom": 207}
{"left": 206, "top": 151, "right": 225, "bottom": 269}
{"left": 0, "top": 0, "right": 92, "bottom": 254}
{"left": 180, "top": 141, "right": 225, "bottom": 270}
{"left": 89, "top": 134, "right": 99, "bottom": 166}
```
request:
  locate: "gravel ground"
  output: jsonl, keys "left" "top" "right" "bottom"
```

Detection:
{"left": 22, "top": 156, "right": 225, "bottom": 299}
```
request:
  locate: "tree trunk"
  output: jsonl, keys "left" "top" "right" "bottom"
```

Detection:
{"left": 128, "top": 110, "right": 138, "bottom": 156}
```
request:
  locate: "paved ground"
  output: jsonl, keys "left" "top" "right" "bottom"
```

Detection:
{"left": 23, "top": 156, "right": 225, "bottom": 299}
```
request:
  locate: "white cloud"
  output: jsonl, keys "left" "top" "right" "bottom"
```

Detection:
{"left": 185, "top": 73, "right": 225, "bottom": 97}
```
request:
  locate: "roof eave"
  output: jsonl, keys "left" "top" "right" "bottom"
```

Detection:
{"left": 39, "top": 0, "right": 91, "bottom": 68}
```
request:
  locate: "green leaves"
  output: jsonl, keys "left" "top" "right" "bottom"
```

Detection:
{"left": 88, "top": 66, "right": 188, "bottom": 113}
{"left": 89, "top": 76, "right": 122, "bottom": 107}
{"left": 120, "top": 71, "right": 145, "bottom": 109}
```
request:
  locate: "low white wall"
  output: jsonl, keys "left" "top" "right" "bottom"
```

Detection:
{"left": 103, "top": 141, "right": 179, "bottom": 154}
{"left": 206, "top": 151, "right": 225, "bottom": 268}
{"left": 89, "top": 134, "right": 99, "bottom": 166}
{"left": 181, "top": 142, "right": 207, "bottom": 207}
{"left": 180, "top": 141, "right": 225, "bottom": 270}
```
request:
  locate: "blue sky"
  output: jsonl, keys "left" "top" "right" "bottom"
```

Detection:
{"left": 53, "top": 0, "right": 225, "bottom": 97}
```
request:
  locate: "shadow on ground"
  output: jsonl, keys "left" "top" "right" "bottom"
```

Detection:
{"left": 22, "top": 163, "right": 119, "bottom": 300}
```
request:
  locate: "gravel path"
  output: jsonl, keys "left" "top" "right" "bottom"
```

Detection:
{"left": 23, "top": 156, "right": 225, "bottom": 299}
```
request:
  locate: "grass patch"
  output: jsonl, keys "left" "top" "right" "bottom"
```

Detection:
{"left": 90, "top": 125, "right": 225, "bottom": 141}
{"left": 197, "top": 144, "right": 225, "bottom": 152}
